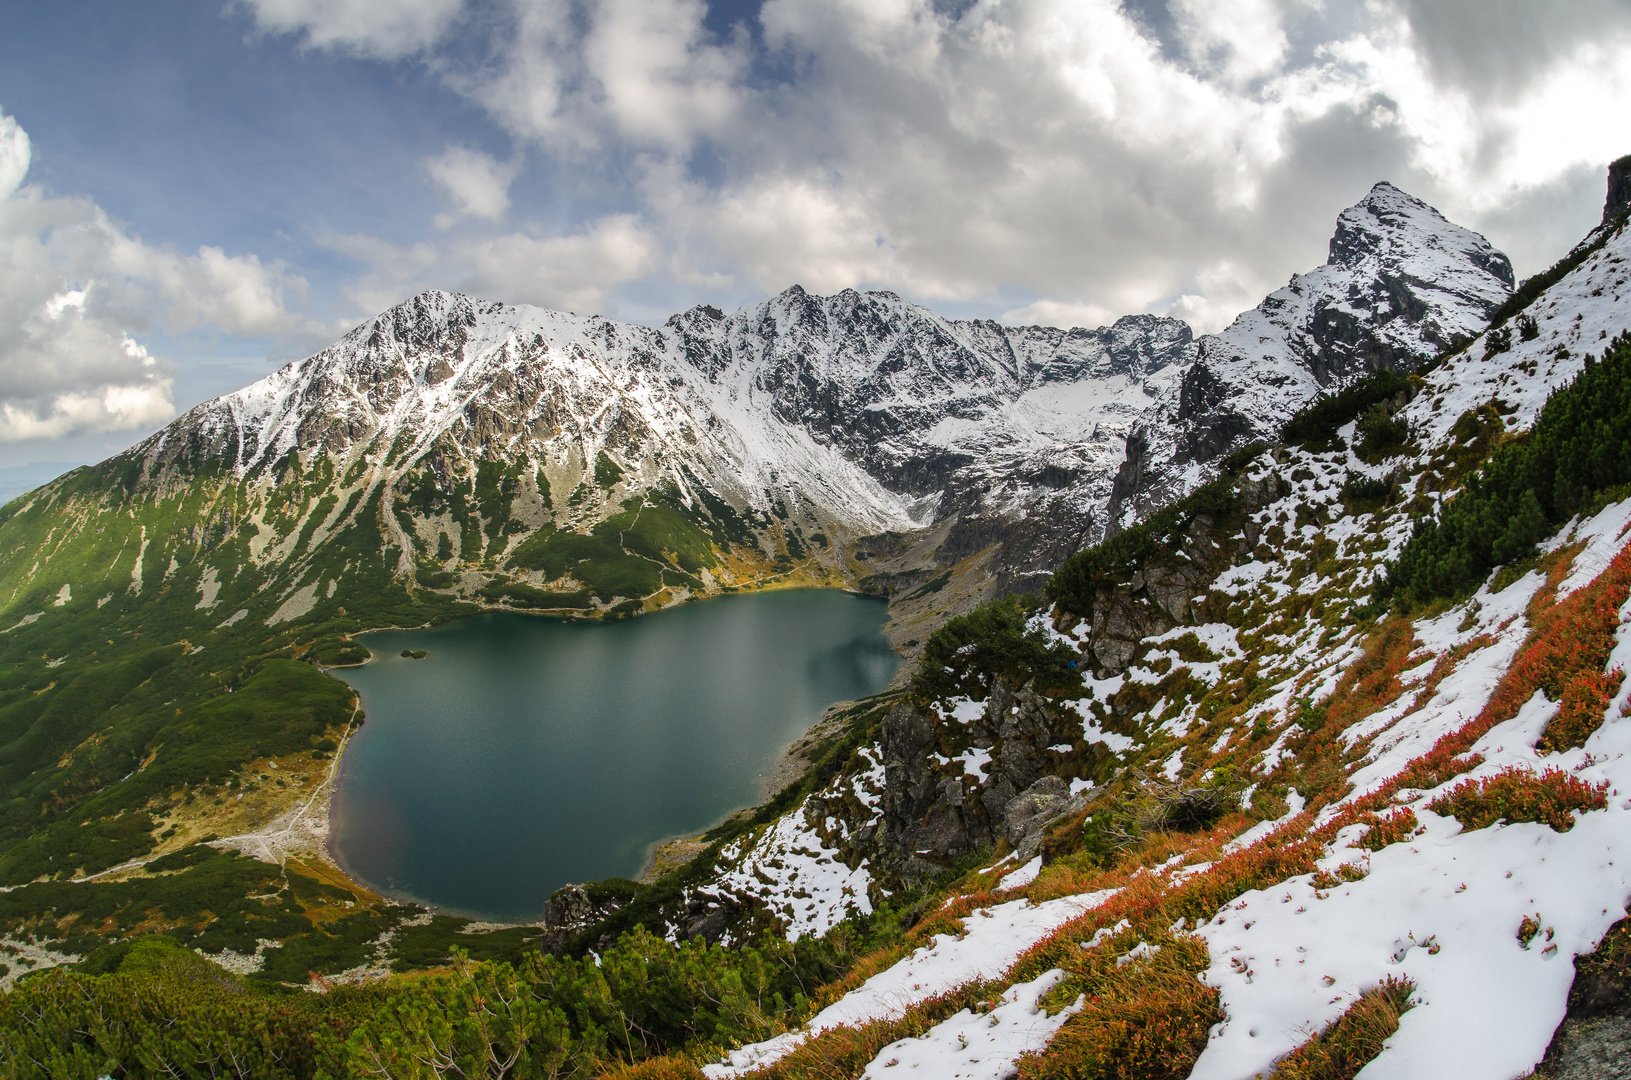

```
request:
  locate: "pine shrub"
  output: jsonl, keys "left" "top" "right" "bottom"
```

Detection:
{"left": 1376, "top": 334, "right": 1631, "bottom": 609}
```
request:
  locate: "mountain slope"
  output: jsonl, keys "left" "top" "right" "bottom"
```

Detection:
{"left": 640, "top": 197, "right": 1631, "bottom": 1080}
{"left": 1107, "top": 181, "right": 1514, "bottom": 534}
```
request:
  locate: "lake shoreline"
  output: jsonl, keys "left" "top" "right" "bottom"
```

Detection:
{"left": 323, "top": 591, "right": 899, "bottom": 921}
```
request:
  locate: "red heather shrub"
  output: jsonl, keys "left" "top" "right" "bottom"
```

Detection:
{"left": 1396, "top": 539, "right": 1631, "bottom": 793}
{"left": 1356, "top": 809, "right": 1420, "bottom": 851}
{"left": 1539, "top": 666, "right": 1625, "bottom": 752}
{"left": 1487, "top": 544, "right": 1631, "bottom": 736}
{"left": 1427, "top": 766, "right": 1608, "bottom": 833}
{"left": 1017, "top": 935, "right": 1219, "bottom": 1080}
{"left": 598, "top": 1059, "right": 708, "bottom": 1080}
{"left": 1321, "top": 618, "right": 1425, "bottom": 734}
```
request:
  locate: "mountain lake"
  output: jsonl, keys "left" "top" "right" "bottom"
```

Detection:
{"left": 328, "top": 589, "right": 899, "bottom": 921}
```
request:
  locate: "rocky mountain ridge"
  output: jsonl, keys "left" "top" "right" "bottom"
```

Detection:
{"left": 123, "top": 182, "right": 1511, "bottom": 610}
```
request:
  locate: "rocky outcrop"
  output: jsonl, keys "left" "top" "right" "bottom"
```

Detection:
{"left": 1606, "top": 155, "right": 1631, "bottom": 225}
{"left": 1538, "top": 918, "right": 1631, "bottom": 1078}
{"left": 1077, "top": 468, "right": 1288, "bottom": 677}
{"left": 846, "top": 679, "right": 1100, "bottom": 885}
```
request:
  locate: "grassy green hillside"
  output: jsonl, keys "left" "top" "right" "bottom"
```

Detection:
{"left": 0, "top": 428, "right": 851, "bottom": 994}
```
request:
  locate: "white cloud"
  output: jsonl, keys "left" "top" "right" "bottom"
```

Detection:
{"left": 236, "top": 0, "right": 1631, "bottom": 335}
{"left": 237, "top": 0, "right": 465, "bottom": 59}
{"left": 424, "top": 145, "right": 520, "bottom": 226}
{"left": 324, "top": 213, "right": 660, "bottom": 316}
{"left": 1000, "top": 298, "right": 1117, "bottom": 330}
{"left": 455, "top": 0, "right": 748, "bottom": 151}
{"left": 0, "top": 112, "right": 328, "bottom": 444}
{"left": 0, "top": 116, "right": 27, "bottom": 199}
{"left": 460, "top": 214, "right": 660, "bottom": 311}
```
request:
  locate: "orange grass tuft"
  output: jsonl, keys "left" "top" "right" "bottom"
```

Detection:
{"left": 597, "top": 1057, "right": 709, "bottom": 1080}
{"left": 742, "top": 981, "right": 994, "bottom": 1080}
{"left": 1388, "top": 539, "right": 1631, "bottom": 795}
{"left": 1269, "top": 977, "right": 1415, "bottom": 1080}
{"left": 1540, "top": 666, "right": 1625, "bottom": 752}
{"left": 1355, "top": 808, "right": 1420, "bottom": 851}
{"left": 1321, "top": 618, "right": 1428, "bottom": 734}
{"left": 1017, "top": 933, "right": 1220, "bottom": 1080}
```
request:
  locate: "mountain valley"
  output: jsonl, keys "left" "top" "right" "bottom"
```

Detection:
{"left": 2, "top": 167, "right": 1631, "bottom": 1079}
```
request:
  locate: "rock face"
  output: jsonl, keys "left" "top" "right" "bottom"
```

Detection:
{"left": 835, "top": 679, "right": 1097, "bottom": 884}
{"left": 1083, "top": 468, "right": 1291, "bottom": 676}
{"left": 1538, "top": 919, "right": 1631, "bottom": 1079}
{"left": 1606, "top": 154, "right": 1631, "bottom": 224}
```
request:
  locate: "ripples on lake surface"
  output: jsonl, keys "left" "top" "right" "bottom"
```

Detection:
{"left": 330, "top": 589, "right": 898, "bottom": 921}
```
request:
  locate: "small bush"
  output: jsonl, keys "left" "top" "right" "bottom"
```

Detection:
{"left": 1427, "top": 766, "right": 1607, "bottom": 832}
{"left": 1539, "top": 666, "right": 1625, "bottom": 752}
{"left": 415, "top": 565, "right": 456, "bottom": 589}
{"left": 1355, "top": 808, "right": 1419, "bottom": 851}
{"left": 1355, "top": 403, "right": 1411, "bottom": 460}
{"left": 914, "top": 595, "right": 1082, "bottom": 703}
{"left": 1018, "top": 933, "right": 1220, "bottom": 1080}
{"left": 1339, "top": 472, "right": 1393, "bottom": 513}
{"left": 1280, "top": 370, "right": 1412, "bottom": 450}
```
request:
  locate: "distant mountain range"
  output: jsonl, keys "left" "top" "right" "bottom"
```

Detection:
{"left": 8, "top": 164, "right": 1631, "bottom": 1080}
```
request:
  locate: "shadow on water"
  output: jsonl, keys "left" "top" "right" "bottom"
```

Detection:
{"left": 329, "top": 589, "right": 898, "bottom": 922}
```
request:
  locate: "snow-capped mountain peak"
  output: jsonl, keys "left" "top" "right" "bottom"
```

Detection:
{"left": 131, "top": 181, "right": 1514, "bottom": 595}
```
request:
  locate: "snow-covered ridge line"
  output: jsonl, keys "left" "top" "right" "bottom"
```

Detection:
{"left": 121, "top": 182, "right": 1514, "bottom": 582}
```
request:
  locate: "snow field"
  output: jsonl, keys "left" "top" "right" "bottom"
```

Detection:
{"left": 856, "top": 968, "right": 1079, "bottom": 1079}
{"left": 711, "top": 798, "right": 875, "bottom": 941}
{"left": 702, "top": 891, "right": 1113, "bottom": 1078}
{"left": 1186, "top": 500, "right": 1631, "bottom": 1079}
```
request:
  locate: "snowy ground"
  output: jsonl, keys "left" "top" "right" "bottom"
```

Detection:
{"left": 702, "top": 892, "right": 1111, "bottom": 1078}
{"left": 684, "top": 213, "right": 1631, "bottom": 1079}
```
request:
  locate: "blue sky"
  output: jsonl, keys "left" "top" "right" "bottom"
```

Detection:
{"left": 1, "top": 0, "right": 1628, "bottom": 469}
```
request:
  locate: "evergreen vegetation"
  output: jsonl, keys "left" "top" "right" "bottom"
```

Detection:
{"left": 912, "top": 595, "right": 1082, "bottom": 704}
{"left": 0, "top": 929, "right": 837, "bottom": 1079}
{"left": 1375, "top": 334, "right": 1631, "bottom": 609}
{"left": 1279, "top": 370, "right": 1412, "bottom": 451}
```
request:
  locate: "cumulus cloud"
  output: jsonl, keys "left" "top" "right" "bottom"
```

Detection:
{"left": 0, "top": 112, "right": 326, "bottom": 443}
{"left": 424, "top": 145, "right": 520, "bottom": 226}
{"left": 242, "top": 0, "right": 1631, "bottom": 334}
{"left": 237, "top": 0, "right": 465, "bottom": 59}
{"left": 452, "top": 0, "right": 747, "bottom": 151}
{"left": 324, "top": 213, "right": 660, "bottom": 315}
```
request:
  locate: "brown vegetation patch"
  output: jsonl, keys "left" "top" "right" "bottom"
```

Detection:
{"left": 1269, "top": 976, "right": 1415, "bottom": 1080}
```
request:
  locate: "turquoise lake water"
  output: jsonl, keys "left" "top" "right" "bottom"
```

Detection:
{"left": 329, "top": 590, "right": 898, "bottom": 921}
